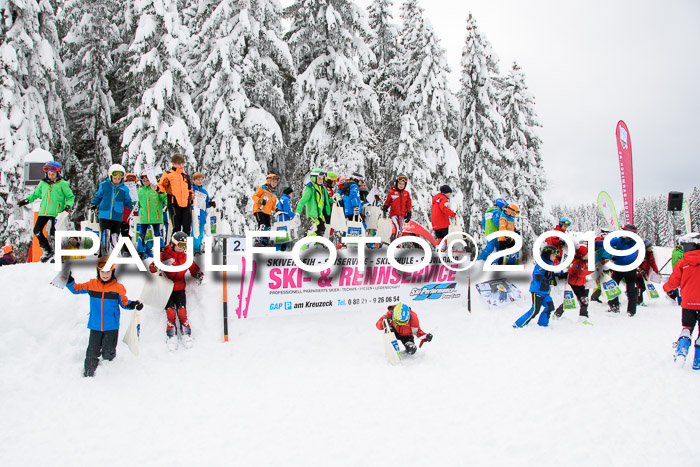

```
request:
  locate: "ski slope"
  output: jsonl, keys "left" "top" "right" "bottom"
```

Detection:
{"left": 1, "top": 248, "right": 699, "bottom": 467}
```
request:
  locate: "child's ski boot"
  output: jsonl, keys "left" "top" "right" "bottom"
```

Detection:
{"left": 675, "top": 331, "right": 691, "bottom": 367}
{"left": 693, "top": 342, "right": 700, "bottom": 371}
{"left": 181, "top": 328, "right": 193, "bottom": 349}
{"left": 166, "top": 329, "right": 178, "bottom": 351}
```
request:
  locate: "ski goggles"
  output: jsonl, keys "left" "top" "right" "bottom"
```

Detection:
{"left": 110, "top": 171, "right": 125, "bottom": 178}
{"left": 43, "top": 164, "right": 60, "bottom": 173}
{"left": 397, "top": 176, "right": 408, "bottom": 183}
{"left": 125, "top": 174, "right": 138, "bottom": 182}
{"left": 173, "top": 240, "right": 188, "bottom": 250}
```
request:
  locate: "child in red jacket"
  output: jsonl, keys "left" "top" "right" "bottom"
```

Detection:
{"left": 149, "top": 231, "right": 203, "bottom": 350}
{"left": 553, "top": 245, "right": 595, "bottom": 324}
{"left": 662, "top": 233, "right": 700, "bottom": 369}
{"left": 376, "top": 303, "right": 432, "bottom": 354}
{"left": 382, "top": 175, "right": 413, "bottom": 239}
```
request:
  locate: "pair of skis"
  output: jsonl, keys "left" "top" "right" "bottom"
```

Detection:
{"left": 235, "top": 257, "right": 257, "bottom": 319}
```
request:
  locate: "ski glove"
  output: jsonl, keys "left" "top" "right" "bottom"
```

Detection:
{"left": 89, "top": 204, "right": 98, "bottom": 212}
{"left": 149, "top": 262, "right": 159, "bottom": 274}
{"left": 67, "top": 272, "right": 75, "bottom": 285}
{"left": 209, "top": 201, "right": 216, "bottom": 208}
{"left": 420, "top": 333, "right": 433, "bottom": 347}
{"left": 64, "top": 206, "right": 72, "bottom": 214}
{"left": 194, "top": 271, "right": 204, "bottom": 284}
{"left": 17, "top": 199, "right": 29, "bottom": 207}
{"left": 127, "top": 300, "right": 143, "bottom": 310}
{"left": 353, "top": 206, "right": 360, "bottom": 215}
{"left": 405, "top": 212, "right": 412, "bottom": 222}
{"left": 259, "top": 199, "right": 267, "bottom": 206}
{"left": 382, "top": 205, "right": 389, "bottom": 214}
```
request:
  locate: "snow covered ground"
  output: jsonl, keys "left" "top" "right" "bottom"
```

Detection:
{"left": 1, "top": 247, "right": 699, "bottom": 467}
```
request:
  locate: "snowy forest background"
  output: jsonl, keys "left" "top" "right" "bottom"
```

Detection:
{"left": 0, "top": 0, "right": 696, "bottom": 251}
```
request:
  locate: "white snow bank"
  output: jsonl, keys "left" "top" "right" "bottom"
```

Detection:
{"left": 0, "top": 259, "right": 698, "bottom": 467}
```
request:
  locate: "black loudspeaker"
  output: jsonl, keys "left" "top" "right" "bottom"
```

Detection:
{"left": 668, "top": 192, "right": 683, "bottom": 212}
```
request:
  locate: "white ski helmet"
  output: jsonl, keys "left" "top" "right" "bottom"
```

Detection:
{"left": 679, "top": 233, "right": 700, "bottom": 253}
{"left": 108, "top": 164, "right": 126, "bottom": 177}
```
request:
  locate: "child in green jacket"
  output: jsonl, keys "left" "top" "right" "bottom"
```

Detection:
{"left": 17, "top": 161, "right": 75, "bottom": 262}
{"left": 136, "top": 171, "right": 167, "bottom": 258}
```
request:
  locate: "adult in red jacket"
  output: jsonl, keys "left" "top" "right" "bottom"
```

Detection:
{"left": 663, "top": 234, "right": 700, "bottom": 368}
{"left": 382, "top": 175, "right": 412, "bottom": 238}
{"left": 636, "top": 240, "right": 660, "bottom": 306}
{"left": 149, "top": 231, "right": 203, "bottom": 349}
{"left": 431, "top": 185, "right": 457, "bottom": 241}
{"left": 554, "top": 245, "right": 594, "bottom": 322}
{"left": 376, "top": 303, "right": 432, "bottom": 354}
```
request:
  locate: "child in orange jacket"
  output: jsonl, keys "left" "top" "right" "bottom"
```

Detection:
{"left": 157, "top": 153, "right": 194, "bottom": 235}
{"left": 66, "top": 257, "right": 142, "bottom": 377}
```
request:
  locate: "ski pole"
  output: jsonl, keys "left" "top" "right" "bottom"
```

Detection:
{"left": 223, "top": 238, "right": 229, "bottom": 342}
{"left": 659, "top": 257, "right": 672, "bottom": 274}
{"left": 467, "top": 274, "right": 471, "bottom": 313}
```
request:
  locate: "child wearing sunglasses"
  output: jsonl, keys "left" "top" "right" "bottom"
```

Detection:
{"left": 17, "top": 161, "right": 75, "bottom": 262}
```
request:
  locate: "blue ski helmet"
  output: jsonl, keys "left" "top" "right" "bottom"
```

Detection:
{"left": 643, "top": 240, "right": 652, "bottom": 249}
{"left": 559, "top": 218, "right": 572, "bottom": 227}
{"left": 392, "top": 303, "right": 410, "bottom": 325}
{"left": 494, "top": 198, "right": 508, "bottom": 210}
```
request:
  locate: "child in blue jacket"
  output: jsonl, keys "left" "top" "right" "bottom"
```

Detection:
{"left": 191, "top": 172, "right": 216, "bottom": 253}
{"left": 514, "top": 245, "right": 559, "bottom": 328}
{"left": 342, "top": 182, "right": 364, "bottom": 220}
{"left": 274, "top": 186, "right": 295, "bottom": 251}
{"left": 91, "top": 164, "right": 133, "bottom": 255}
{"left": 276, "top": 186, "right": 295, "bottom": 221}
{"left": 66, "top": 257, "right": 142, "bottom": 377}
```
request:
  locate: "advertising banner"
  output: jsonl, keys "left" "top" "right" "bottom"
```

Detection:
{"left": 223, "top": 241, "right": 469, "bottom": 319}
{"left": 597, "top": 190, "right": 620, "bottom": 231}
{"left": 616, "top": 121, "right": 634, "bottom": 225}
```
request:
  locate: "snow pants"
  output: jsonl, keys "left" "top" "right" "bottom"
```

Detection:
{"left": 33, "top": 215, "right": 56, "bottom": 253}
{"left": 98, "top": 218, "right": 122, "bottom": 256}
{"left": 434, "top": 228, "right": 449, "bottom": 241}
{"left": 165, "top": 290, "right": 190, "bottom": 337}
{"left": 168, "top": 204, "right": 192, "bottom": 236}
{"left": 136, "top": 224, "right": 162, "bottom": 258}
{"left": 555, "top": 284, "right": 589, "bottom": 318}
{"left": 682, "top": 308, "right": 700, "bottom": 332}
{"left": 84, "top": 329, "right": 119, "bottom": 377}
{"left": 608, "top": 269, "right": 637, "bottom": 315}
{"left": 477, "top": 238, "right": 499, "bottom": 261}
{"left": 636, "top": 277, "right": 647, "bottom": 304}
{"left": 514, "top": 293, "right": 555, "bottom": 328}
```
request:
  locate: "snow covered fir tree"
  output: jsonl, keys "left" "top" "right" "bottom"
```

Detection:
{"left": 1, "top": 0, "right": 695, "bottom": 251}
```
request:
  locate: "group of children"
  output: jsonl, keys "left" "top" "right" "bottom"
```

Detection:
{"left": 512, "top": 220, "right": 700, "bottom": 370}
{"left": 15, "top": 155, "right": 214, "bottom": 375}
{"left": 250, "top": 168, "right": 462, "bottom": 248}
{"left": 17, "top": 154, "right": 216, "bottom": 262}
